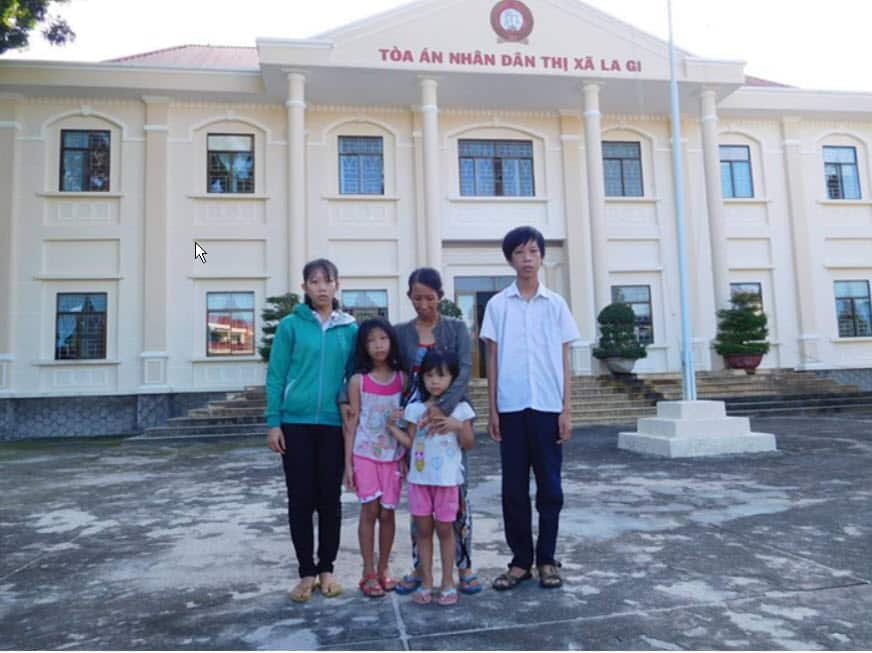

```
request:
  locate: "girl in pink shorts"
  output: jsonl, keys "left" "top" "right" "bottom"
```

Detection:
{"left": 389, "top": 349, "right": 475, "bottom": 606}
{"left": 344, "top": 318, "right": 406, "bottom": 598}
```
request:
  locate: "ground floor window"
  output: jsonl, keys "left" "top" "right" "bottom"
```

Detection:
{"left": 342, "top": 289, "right": 388, "bottom": 322}
{"left": 730, "top": 282, "right": 763, "bottom": 310}
{"left": 55, "top": 293, "right": 107, "bottom": 360}
{"left": 834, "top": 280, "right": 871, "bottom": 337}
{"left": 611, "top": 285, "right": 654, "bottom": 345}
{"left": 206, "top": 291, "right": 255, "bottom": 355}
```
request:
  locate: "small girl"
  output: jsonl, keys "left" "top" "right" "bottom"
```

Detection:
{"left": 388, "top": 349, "right": 475, "bottom": 607}
{"left": 344, "top": 318, "right": 407, "bottom": 598}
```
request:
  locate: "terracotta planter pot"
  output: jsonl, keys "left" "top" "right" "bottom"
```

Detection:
{"left": 724, "top": 353, "right": 764, "bottom": 374}
{"left": 604, "top": 357, "right": 637, "bottom": 375}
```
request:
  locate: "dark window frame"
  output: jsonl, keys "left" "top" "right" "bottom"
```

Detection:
{"left": 611, "top": 284, "right": 654, "bottom": 345}
{"left": 720, "top": 144, "right": 754, "bottom": 198}
{"left": 207, "top": 133, "right": 255, "bottom": 194}
{"left": 54, "top": 292, "right": 108, "bottom": 360}
{"left": 59, "top": 129, "right": 111, "bottom": 192}
{"left": 834, "top": 280, "right": 872, "bottom": 338}
{"left": 458, "top": 138, "right": 535, "bottom": 197}
{"left": 338, "top": 135, "right": 385, "bottom": 195}
{"left": 602, "top": 140, "right": 643, "bottom": 197}
{"left": 206, "top": 291, "right": 256, "bottom": 357}
{"left": 730, "top": 282, "right": 764, "bottom": 310}
{"left": 824, "top": 146, "right": 861, "bottom": 200}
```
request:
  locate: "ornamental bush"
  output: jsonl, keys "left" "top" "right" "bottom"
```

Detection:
{"left": 258, "top": 292, "right": 300, "bottom": 362}
{"left": 592, "top": 302, "right": 647, "bottom": 360}
{"left": 714, "top": 292, "right": 770, "bottom": 356}
{"left": 438, "top": 298, "right": 463, "bottom": 319}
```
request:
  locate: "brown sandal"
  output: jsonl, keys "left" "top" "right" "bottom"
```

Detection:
{"left": 492, "top": 568, "right": 532, "bottom": 591}
{"left": 538, "top": 563, "right": 563, "bottom": 589}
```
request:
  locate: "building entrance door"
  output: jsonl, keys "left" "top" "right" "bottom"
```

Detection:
{"left": 454, "top": 276, "right": 514, "bottom": 378}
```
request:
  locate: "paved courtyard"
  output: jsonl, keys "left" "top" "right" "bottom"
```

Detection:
{"left": 1, "top": 413, "right": 871, "bottom": 650}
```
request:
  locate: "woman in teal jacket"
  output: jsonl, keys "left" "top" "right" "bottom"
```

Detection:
{"left": 265, "top": 258, "right": 358, "bottom": 603}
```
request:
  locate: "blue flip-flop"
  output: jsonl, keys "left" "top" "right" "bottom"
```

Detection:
{"left": 459, "top": 573, "right": 483, "bottom": 595}
{"left": 394, "top": 574, "right": 423, "bottom": 595}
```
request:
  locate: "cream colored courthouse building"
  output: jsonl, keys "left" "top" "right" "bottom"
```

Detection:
{"left": 1, "top": 0, "right": 871, "bottom": 434}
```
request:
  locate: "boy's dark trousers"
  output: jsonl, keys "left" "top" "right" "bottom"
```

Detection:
{"left": 280, "top": 423, "right": 344, "bottom": 579}
{"left": 498, "top": 409, "right": 564, "bottom": 570}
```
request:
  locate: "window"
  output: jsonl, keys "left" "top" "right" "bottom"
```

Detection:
{"left": 824, "top": 146, "right": 861, "bottom": 200}
{"left": 458, "top": 139, "right": 534, "bottom": 197}
{"left": 730, "top": 282, "right": 763, "bottom": 310}
{"left": 60, "top": 130, "right": 110, "bottom": 192}
{"left": 611, "top": 285, "right": 653, "bottom": 344}
{"left": 603, "top": 141, "right": 643, "bottom": 197}
{"left": 55, "top": 293, "right": 107, "bottom": 360}
{"left": 206, "top": 292, "right": 255, "bottom": 356}
{"left": 339, "top": 136, "right": 384, "bottom": 195}
{"left": 207, "top": 134, "right": 254, "bottom": 194}
{"left": 342, "top": 290, "right": 388, "bottom": 322}
{"left": 834, "top": 281, "right": 871, "bottom": 338}
{"left": 720, "top": 145, "right": 754, "bottom": 198}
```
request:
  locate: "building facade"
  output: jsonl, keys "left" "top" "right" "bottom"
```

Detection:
{"left": 1, "top": 0, "right": 871, "bottom": 437}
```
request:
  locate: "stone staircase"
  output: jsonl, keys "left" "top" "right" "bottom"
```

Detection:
{"left": 137, "top": 369, "right": 872, "bottom": 439}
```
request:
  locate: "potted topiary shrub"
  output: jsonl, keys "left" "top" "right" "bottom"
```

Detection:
{"left": 258, "top": 292, "right": 300, "bottom": 363}
{"left": 714, "top": 291, "right": 770, "bottom": 374}
{"left": 593, "top": 302, "right": 648, "bottom": 374}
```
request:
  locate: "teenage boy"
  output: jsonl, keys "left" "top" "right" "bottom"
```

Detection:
{"left": 480, "top": 225, "right": 581, "bottom": 591}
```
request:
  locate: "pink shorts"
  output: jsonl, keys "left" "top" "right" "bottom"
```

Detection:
{"left": 352, "top": 455, "right": 402, "bottom": 509}
{"left": 408, "top": 483, "right": 459, "bottom": 523}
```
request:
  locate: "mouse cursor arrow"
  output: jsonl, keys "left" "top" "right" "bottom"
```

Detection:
{"left": 194, "top": 241, "right": 207, "bottom": 264}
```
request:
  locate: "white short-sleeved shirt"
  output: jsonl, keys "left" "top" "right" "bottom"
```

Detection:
{"left": 403, "top": 400, "right": 476, "bottom": 486}
{"left": 479, "top": 281, "right": 580, "bottom": 413}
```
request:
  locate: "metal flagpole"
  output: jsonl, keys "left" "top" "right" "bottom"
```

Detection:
{"left": 667, "top": 0, "right": 697, "bottom": 400}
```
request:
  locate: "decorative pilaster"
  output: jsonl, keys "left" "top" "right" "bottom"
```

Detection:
{"left": 700, "top": 90, "right": 731, "bottom": 312}
{"left": 0, "top": 94, "right": 21, "bottom": 394}
{"left": 583, "top": 84, "right": 610, "bottom": 312}
{"left": 420, "top": 79, "right": 442, "bottom": 270}
{"left": 286, "top": 72, "right": 307, "bottom": 288}
{"left": 781, "top": 116, "right": 823, "bottom": 369}
{"left": 141, "top": 96, "right": 171, "bottom": 389}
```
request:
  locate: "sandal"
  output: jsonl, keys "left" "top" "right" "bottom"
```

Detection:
{"left": 538, "top": 563, "right": 563, "bottom": 589}
{"left": 358, "top": 573, "right": 386, "bottom": 598}
{"left": 318, "top": 573, "right": 343, "bottom": 598}
{"left": 394, "top": 573, "right": 423, "bottom": 595}
{"left": 437, "top": 587, "right": 458, "bottom": 606}
{"left": 458, "top": 572, "right": 483, "bottom": 595}
{"left": 378, "top": 573, "right": 397, "bottom": 592}
{"left": 412, "top": 586, "right": 433, "bottom": 605}
{"left": 492, "top": 568, "right": 532, "bottom": 591}
{"left": 288, "top": 577, "right": 317, "bottom": 603}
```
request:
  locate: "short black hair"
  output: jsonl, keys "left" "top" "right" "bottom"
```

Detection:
{"left": 417, "top": 348, "right": 459, "bottom": 401}
{"left": 501, "top": 225, "right": 546, "bottom": 262}
{"left": 354, "top": 318, "right": 403, "bottom": 374}
{"left": 407, "top": 267, "right": 444, "bottom": 298}
{"left": 302, "top": 258, "right": 340, "bottom": 310}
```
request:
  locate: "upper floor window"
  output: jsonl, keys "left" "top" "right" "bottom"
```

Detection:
{"left": 824, "top": 146, "right": 860, "bottom": 200}
{"left": 611, "top": 285, "right": 654, "bottom": 345}
{"left": 730, "top": 282, "right": 763, "bottom": 310}
{"left": 342, "top": 289, "right": 389, "bottom": 322}
{"left": 207, "top": 134, "right": 254, "bottom": 194}
{"left": 720, "top": 145, "right": 753, "bottom": 198}
{"left": 207, "top": 292, "right": 255, "bottom": 356}
{"left": 459, "top": 139, "right": 534, "bottom": 197}
{"left": 834, "top": 281, "right": 871, "bottom": 338}
{"left": 603, "top": 141, "right": 643, "bottom": 197}
{"left": 339, "top": 136, "right": 384, "bottom": 195}
{"left": 55, "top": 293, "right": 107, "bottom": 360}
{"left": 60, "top": 130, "right": 110, "bottom": 192}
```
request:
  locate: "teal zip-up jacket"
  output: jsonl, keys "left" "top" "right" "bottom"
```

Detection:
{"left": 264, "top": 303, "right": 358, "bottom": 428}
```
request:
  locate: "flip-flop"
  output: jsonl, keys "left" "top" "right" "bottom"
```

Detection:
{"left": 359, "top": 573, "right": 386, "bottom": 598}
{"left": 412, "top": 586, "right": 433, "bottom": 605}
{"left": 319, "top": 579, "right": 343, "bottom": 598}
{"left": 288, "top": 579, "right": 317, "bottom": 603}
{"left": 378, "top": 573, "right": 397, "bottom": 592}
{"left": 458, "top": 573, "right": 483, "bottom": 595}
{"left": 437, "top": 587, "right": 458, "bottom": 607}
{"left": 394, "top": 573, "right": 423, "bottom": 595}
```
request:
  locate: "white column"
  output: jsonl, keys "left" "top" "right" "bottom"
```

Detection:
{"left": 700, "top": 90, "right": 731, "bottom": 312}
{"left": 420, "top": 78, "right": 442, "bottom": 270}
{"left": 0, "top": 93, "right": 21, "bottom": 394}
{"left": 583, "top": 83, "right": 610, "bottom": 312}
{"left": 781, "top": 116, "right": 822, "bottom": 368}
{"left": 140, "top": 96, "right": 171, "bottom": 388}
{"left": 286, "top": 72, "right": 307, "bottom": 288}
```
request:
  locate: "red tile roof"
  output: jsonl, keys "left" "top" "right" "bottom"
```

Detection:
{"left": 105, "top": 44, "right": 259, "bottom": 69}
{"left": 744, "top": 74, "right": 793, "bottom": 88}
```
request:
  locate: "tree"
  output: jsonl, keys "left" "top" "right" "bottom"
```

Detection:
{"left": 714, "top": 292, "right": 770, "bottom": 356}
{"left": 1, "top": 0, "right": 75, "bottom": 54}
{"left": 258, "top": 292, "right": 300, "bottom": 363}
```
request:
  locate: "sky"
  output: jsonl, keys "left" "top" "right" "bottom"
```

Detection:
{"left": 2, "top": 0, "right": 871, "bottom": 92}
